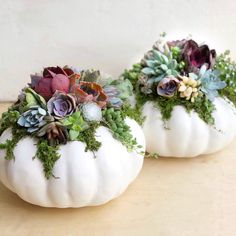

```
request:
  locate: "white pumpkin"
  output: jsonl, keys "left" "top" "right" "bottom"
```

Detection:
{"left": 142, "top": 97, "right": 236, "bottom": 157}
{"left": 0, "top": 118, "right": 145, "bottom": 208}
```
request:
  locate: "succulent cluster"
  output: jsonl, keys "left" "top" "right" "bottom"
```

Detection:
{"left": 137, "top": 35, "right": 225, "bottom": 101}
{"left": 123, "top": 34, "right": 235, "bottom": 124}
{"left": 1, "top": 66, "right": 138, "bottom": 150}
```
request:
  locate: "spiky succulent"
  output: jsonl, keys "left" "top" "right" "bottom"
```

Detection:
{"left": 197, "top": 66, "right": 226, "bottom": 101}
{"left": 17, "top": 106, "right": 47, "bottom": 133}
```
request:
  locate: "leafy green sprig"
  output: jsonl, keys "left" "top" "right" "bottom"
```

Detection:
{"left": 215, "top": 51, "right": 236, "bottom": 106}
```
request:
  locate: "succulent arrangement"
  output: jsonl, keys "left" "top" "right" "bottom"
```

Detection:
{"left": 0, "top": 66, "right": 142, "bottom": 178}
{"left": 123, "top": 34, "right": 236, "bottom": 124}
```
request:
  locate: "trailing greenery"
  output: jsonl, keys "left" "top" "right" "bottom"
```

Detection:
{"left": 102, "top": 108, "right": 141, "bottom": 152}
{"left": 77, "top": 123, "right": 101, "bottom": 152}
{"left": 0, "top": 110, "right": 20, "bottom": 136}
{"left": 0, "top": 124, "right": 28, "bottom": 160}
{"left": 215, "top": 50, "right": 236, "bottom": 106}
{"left": 120, "top": 104, "right": 144, "bottom": 126}
{"left": 35, "top": 139, "right": 60, "bottom": 179}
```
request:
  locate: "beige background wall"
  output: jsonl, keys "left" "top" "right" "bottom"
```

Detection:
{"left": 0, "top": 0, "right": 236, "bottom": 101}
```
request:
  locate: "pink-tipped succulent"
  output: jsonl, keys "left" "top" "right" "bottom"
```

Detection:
{"left": 71, "top": 82, "right": 108, "bottom": 108}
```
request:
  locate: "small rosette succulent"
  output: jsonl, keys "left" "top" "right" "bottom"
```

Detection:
{"left": 47, "top": 92, "right": 77, "bottom": 119}
{"left": 157, "top": 76, "right": 180, "bottom": 98}
{"left": 197, "top": 66, "right": 226, "bottom": 101}
{"left": 17, "top": 106, "right": 47, "bottom": 133}
{"left": 71, "top": 81, "right": 108, "bottom": 108}
{"left": 37, "top": 122, "right": 69, "bottom": 146}
{"left": 103, "top": 79, "right": 133, "bottom": 108}
{"left": 141, "top": 50, "right": 179, "bottom": 81}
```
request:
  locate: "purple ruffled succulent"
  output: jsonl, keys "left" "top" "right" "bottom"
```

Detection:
{"left": 182, "top": 40, "right": 216, "bottom": 72}
{"left": 47, "top": 92, "right": 77, "bottom": 119}
{"left": 168, "top": 39, "right": 216, "bottom": 73}
{"left": 157, "top": 76, "right": 180, "bottom": 98}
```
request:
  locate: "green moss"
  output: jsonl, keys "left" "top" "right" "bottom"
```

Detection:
{"left": 35, "top": 139, "right": 60, "bottom": 179}
{"left": 0, "top": 110, "right": 20, "bottom": 136}
{"left": 153, "top": 95, "right": 215, "bottom": 125}
{"left": 0, "top": 126, "right": 28, "bottom": 160}
{"left": 77, "top": 123, "right": 101, "bottom": 152}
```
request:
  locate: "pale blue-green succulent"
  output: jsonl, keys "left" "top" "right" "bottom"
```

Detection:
{"left": 17, "top": 105, "right": 47, "bottom": 133}
{"left": 197, "top": 65, "right": 226, "bottom": 101}
{"left": 141, "top": 50, "right": 180, "bottom": 83}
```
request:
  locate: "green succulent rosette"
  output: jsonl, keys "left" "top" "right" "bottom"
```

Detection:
{"left": 0, "top": 67, "right": 143, "bottom": 178}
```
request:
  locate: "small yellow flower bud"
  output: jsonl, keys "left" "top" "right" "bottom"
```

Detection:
{"left": 192, "top": 80, "right": 198, "bottom": 88}
{"left": 182, "top": 76, "right": 189, "bottom": 84}
{"left": 179, "top": 85, "right": 187, "bottom": 92}
{"left": 184, "top": 87, "right": 193, "bottom": 97}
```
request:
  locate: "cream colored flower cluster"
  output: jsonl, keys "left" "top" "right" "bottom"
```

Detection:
{"left": 178, "top": 76, "right": 202, "bottom": 102}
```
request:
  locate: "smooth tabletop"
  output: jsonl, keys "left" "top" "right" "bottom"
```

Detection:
{"left": 0, "top": 103, "right": 236, "bottom": 236}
